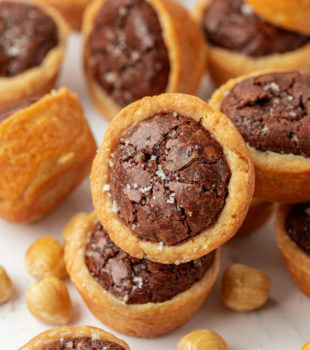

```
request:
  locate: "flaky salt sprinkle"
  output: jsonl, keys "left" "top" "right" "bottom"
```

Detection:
{"left": 158, "top": 242, "right": 164, "bottom": 251}
{"left": 133, "top": 276, "right": 143, "bottom": 288}
{"left": 91, "top": 333, "right": 101, "bottom": 340}
{"left": 240, "top": 3, "right": 253, "bottom": 15}
{"left": 65, "top": 342, "right": 73, "bottom": 348}
{"left": 104, "top": 71, "right": 117, "bottom": 84}
{"left": 112, "top": 200, "right": 119, "bottom": 213}
{"left": 264, "top": 82, "right": 280, "bottom": 92}
{"left": 103, "top": 184, "right": 110, "bottom": 192}
{"left": 123, "top": 294, "right": 129, "bottom": 302}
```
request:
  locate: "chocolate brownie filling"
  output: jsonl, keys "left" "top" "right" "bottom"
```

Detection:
{"left": 87, "top": 0, "right": 170, "bottom": 107}
{"left": 109, "top": 113, "right": 231, "bottom": 245}
{"left": 285, "top": 203, "right": 310, "bottom": 256}
{"left": 44, "top": 337, "right": 124, "bottom": 350}
{"left": 221, "top": 71, "right": 310, "bottom": 156}
{"left": 0, "top": 2, "right": 59, "bottom": 77}
{"left": 85, "top": 221, "right": 215, "bottom": 304}
{"left": 0, "top": 96, "right": 39, "bottom": 122}
{"left": 202, "top": 0, "right": 310, "bottom": 57}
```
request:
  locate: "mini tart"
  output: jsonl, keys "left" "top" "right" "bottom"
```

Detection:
{"left": 275, "top": 204, "right": 310, "bottom": 297}
{"left": 0, "top": 0, "right": 69, "bottom": 110}
{"left": 237, "top": 198, "right": 273, "bottom": 235}
{"left": 0, "top": 88, "right": 97, "bottom": 223}
{"left": 19, "top": 326, "right": 130, "bottom": 350}
{"left": 83, "top": 0, "right": 207, "bottom": 120}
{"left": 194, "top": 0, "right": 310, "bottom": 86}
{"left": 91, "top": 93, "right": 254, "bottom": 264}
{"left": 37, "top": 0, "right": 91, "bottom": 30}
{"left": 245, "top": 0, "right": 310, "bottom": 35}
{"left": 210, "top": 70, "right": 310, "bottom": 203}
{"left": 64, "top": 212, "right": 221, "bottom": 338}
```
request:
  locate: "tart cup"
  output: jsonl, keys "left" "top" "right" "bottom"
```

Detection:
{"left": 37, "top": 0, "right": 90, "bottom": 30}
{"left": 83, "top": 0, "right": 207, "bottom": 120}
{"left": 238, "top": 198, "right": 274, "bottom": 235}
{"left": 0, "top": 88, "right": 97, "bottom": 223}
{"left": 0, "top": 0, "right": 69, "bottom": 110}
{"left": 64, "top": 212, "right": 221, "bottom": 338}
{"left": 245, "top": 0, "right": 310, "bottom": 35}
{"left": 91, "top": 93, "right": 254, "bottom": 264}
{"left": 275, "top": 204, "right": 310, "bottom": 297}
{"left": 194, "top": 0, "right": 310, "bottom": 86}
{"left": 210, "top": 70, "right": 310, "bottom": 204}
{"left": 19, "top": 325, "right": 130, "bottom": 350}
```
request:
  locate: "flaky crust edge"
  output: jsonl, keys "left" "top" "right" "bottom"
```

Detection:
{"left": 210, "top": 69, "right": 310, "bottom": 203}
{"left": 82, "top": 0, "right": 207, "bottom": 120}
{"left": 36, "top": 0, "right": 91, "bottom": 30}
{"left": 275, "top": 204, "right": 310, "bottom": 297}
{"left": 246, "top": 0, "right": 310, "bottom": 35}
{"left": 64, "top": 212, "right": 221, "bottom": 337}
{"left": 193, "top": 0, "right": 310, "bottom": 86}
{"left": 0, "top": 0, "right": 69, "bottom": 109}
{"left": 91, "top": 93, "right": 254, "bottom": 264}
{"left": 0, "top": 88, "right": 97, "bottom": 223}
{"left": 18, "top": 325, "right": 130, "bottom": 350}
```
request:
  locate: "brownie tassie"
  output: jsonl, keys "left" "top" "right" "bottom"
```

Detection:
{"left": 210, "top": 70, "right": 310, "bottom": 203}
{"left": 0, "top": 0, "right": 69, "bottom": 109}
{"left": 0, "top": 88, "right": 97, "bottom": 223}
{"left": 91, "top": 93, "right": 254, "bottom": 264}
{"left": 275, "top": 203, "right": 310, "bottom": 297}
{"left": 83, "top": 0, "right": 207, "bottom": 120}
{"left": 237, "top": 198, "right": 273, "bottom": 235}
{"left": 19, "top": 326, "right": 130, "bottom": 350}
{"left": 194, "top": 0, "right": 310, "bottom": 86}
{"left": 64, "top": 213, "right": 221, "bottom": 338}
{"left": 37, "top": 0, "right": 91, "bottom": 30}
{"left": 245, "top": 0, "right": 310, "bottom": 35}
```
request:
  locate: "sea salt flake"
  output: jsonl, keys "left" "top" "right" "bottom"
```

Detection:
{"left": 103, "top": 184, "right": 110, "bottom": 192}
{"left": 172, "top": 112, "right": 178, "bottom": 117}
{"left": 104, "top": 71, "right": 117, "bottom": 84}
{"left": 112, "top": 200, "right": 119, "bottom": 213}
{"left": 133, "top": 276, "right": 143, "bottom": 288}
{"left": 65, "top": 342, "right": 73, "bottom": 348}
{"left": 158, "top": 242, "right": 164, "bottom": 251}
{"left": 264, "top": 82, "right": 280, "bottom": 92}
{"left": 91, "top": 333, "right": 100, "bottom": 340}
{"left": 240, "top": 3, "right": 253, "bottom": 15}
{"left": 150, "top": 155, "right": 157, "bottom": 161}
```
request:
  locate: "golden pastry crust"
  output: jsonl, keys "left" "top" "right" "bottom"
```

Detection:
{"left": 19, "top": 325, "right": 130, "bottom": 350}
{"left": 83, "top": 0, "right": 207, "bottom": 120}
{"left": 37, "top": 0, "right": 91, "bottom": 30}
{"left": 64, "top": 212, "right": 221, "bottom": 338}
{"left": 91, "top": 93, "right": 254, "bottom": 264}
{"left": 194, "top": 0, "right": 310, "bottom": 86}
{"left": 245, "top": 0, "right": 310, "bottom": 35}
{"left": 275, "top": 204, "right": 310, "bottom": 297}
{"left": 238, "top": 198, "right": 273, "bottom": 235}
{"left": 0, "top": 0, "right": 69, "bottom": 110}
{"left": 0, "top": 88, "right": 97, "bottom": 223}
{"left": 210, "top": 70, "right": 310, "bottom": 203}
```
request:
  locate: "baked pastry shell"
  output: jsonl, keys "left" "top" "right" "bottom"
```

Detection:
{"left": 0, "top": 88, "right": 97, "bottom": 223}
{"left": 91, "top": 93, "right": 254, "bottom": 264}
{"left": 82, "top": 0, "right": 207, "bottom": 120}
{"left": 237, "top": 198, "right": 273, "bottom": 236}
{"left": 19, "top": 325, "right": 130, "bottom": 350}
{"left": 194, "top": 0, "right": 310, "bottom": 86}
{"left": 275, "top": 204, "right": 310, "bottom": 297}
{"left": 210, "top": 70, "right": 310, "bottom": 204}
{"left": 64, "top": 212, "right": 221, "bottom": 338}
{"left": 37, "top": 0, "right": 90, "bottom": 30}
{"left": 0, "top": 0, "right": 69, "bottom": 109}
{"left": 246, "top": 0, "right": 310, "bottom": 35}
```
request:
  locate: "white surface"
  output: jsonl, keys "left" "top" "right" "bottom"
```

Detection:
{"left": 1, "top": 0, "right": 310, "bottom": 349}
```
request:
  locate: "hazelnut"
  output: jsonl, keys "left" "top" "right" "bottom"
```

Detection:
{"left": 302, "top": 341, "right": 310, "bottom": 350}
{"left": 222, "top": 263, "right": 271, "bottom": 312}
{"left": 0, "top": 266, "right": 13, "bottom": 304}
{"left": 177, "top": 329, "right": 228, "bottom": 350}
{"left": 26, "top": 276, "right": 72, "bottom": 324}
{"left": 25, "top": 236, "right": 67, "bottom": 280}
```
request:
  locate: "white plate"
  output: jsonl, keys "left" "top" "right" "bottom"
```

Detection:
{"left": 1, "top": 1, "right": 309, "bottom": 349}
